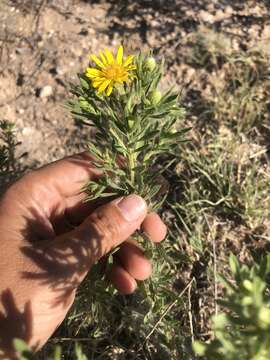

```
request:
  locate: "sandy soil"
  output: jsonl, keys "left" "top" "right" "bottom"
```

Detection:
{"left": 0, "top": 0, "right": 269, "bottom": 167}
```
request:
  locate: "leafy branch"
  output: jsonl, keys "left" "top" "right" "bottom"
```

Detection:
{"left": 69, "top": 52, "right": 187, "bottom": 211}
{"left": 194, "top": 254, "right": 270, "bottom": 360}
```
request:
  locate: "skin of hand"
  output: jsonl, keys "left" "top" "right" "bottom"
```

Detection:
{"left": 0, "top": 153, "right": 167, "bottom": 359}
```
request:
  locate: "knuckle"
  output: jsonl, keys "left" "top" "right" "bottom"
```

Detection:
{"left": 90, "top": 208, "right": 122, "bottom": 249}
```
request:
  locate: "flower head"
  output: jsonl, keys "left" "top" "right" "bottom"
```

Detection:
{"left": 85, "top": 46, "right": 136, "bottom": 96}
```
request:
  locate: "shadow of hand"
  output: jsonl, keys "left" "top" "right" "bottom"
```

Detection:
{"left": 0, "top": 153, "right": 166, "bottom": 356}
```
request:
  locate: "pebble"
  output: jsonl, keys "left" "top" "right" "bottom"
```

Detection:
{"left": 199, "top": 10, "right": 215, "bottom": 23}
{"left": 40, "top": 85, "right": 53, "bottom": 98}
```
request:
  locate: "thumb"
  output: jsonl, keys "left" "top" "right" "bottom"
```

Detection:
{"left": 50, "top": 194, "right": 147, "bottom": 281}
{"left": 71, "top": 194, "right": 147, "bottom": 261}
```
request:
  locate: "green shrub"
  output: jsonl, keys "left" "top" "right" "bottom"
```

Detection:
{"left": 194, "top": 254, "right": 270, "bottom": 360}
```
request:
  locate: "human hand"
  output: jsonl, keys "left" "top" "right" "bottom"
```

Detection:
{"left": 0, "top": 153, "right": 166, "bottom": 358}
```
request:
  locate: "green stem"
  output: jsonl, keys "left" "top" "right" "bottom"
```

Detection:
{"left": 129, "top": 151, "right": 136, "bottom": 185}
{"left": 126, "top": 119, "right": 136, "bottom": 186}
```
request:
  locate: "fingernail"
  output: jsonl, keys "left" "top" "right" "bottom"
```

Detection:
{"left": 116, "top": 194, "right": 146, "bottom": 222}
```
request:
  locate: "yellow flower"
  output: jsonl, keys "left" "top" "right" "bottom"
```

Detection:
{"left": 85, "top": 46, "right": 136, "bottom": 96}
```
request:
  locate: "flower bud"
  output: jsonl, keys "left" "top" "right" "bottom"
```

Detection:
{"left": 243, "top": 280, "right": 253, "bottom": 291}
{"left": 145, "top": 57, "right": 156, "bottom": 71}
{"left": 151, "top": 90, "right": 162, "bottom": 106}
{"left": 258, "top": 307, "right": 270, "bottom": 329}
{"left": 241, "top": 296, "right": 253, "bottom": 306}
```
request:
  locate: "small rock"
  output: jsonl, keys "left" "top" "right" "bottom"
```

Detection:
{"left": 199, "top": 10, "right": 215, "bottom": 23}
{"left": 40, "top": 85, "right": 53, "bottom": 98}
{"left": 215, "top": 9, "right": 227, "bottom": 21}
{"left": 225, "top": 6, "right": 233, "bottom": 15}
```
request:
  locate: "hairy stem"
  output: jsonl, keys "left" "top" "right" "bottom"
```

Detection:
{"left": 128, "top": 151, "right": 136, "bottom": 185}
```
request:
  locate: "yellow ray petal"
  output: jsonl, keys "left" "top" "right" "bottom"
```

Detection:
{"left": 106, "top": 84, "right": 113, "bottom": 96}
{"left": 99, "top": 50, "right": 107, "bottom": 66}
{"left": 97, "top": 79, "right": 111, "bottom": 94}
{"left": 92, "top": 79, "right": 104, "bottom": 88}
{"left": 90, "top": 54, "right": 105, "bottom": 68}
{"left": 105, "top": 48, "right": 114, "bottom": 65}
{"left": 124, "top": 55, "right": 134, "bottom": 67}
{"left": 86, "top": 68, "right": 103, "bottom": 78}
{"left": 116, "top": 45, "right": 123, "bottom": 65}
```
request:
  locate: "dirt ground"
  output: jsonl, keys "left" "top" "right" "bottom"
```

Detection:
{"left": 0, "top": 0, "right": 269, "bottom": 167}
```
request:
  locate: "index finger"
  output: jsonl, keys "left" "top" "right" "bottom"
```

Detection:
{"left": 1, "top": 153, "right": 101, "bottom": 224}
{"left": 30, "top": 152, "right": 101, "bottom": 199}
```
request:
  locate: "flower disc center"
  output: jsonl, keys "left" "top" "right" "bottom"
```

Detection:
{"left": 105, "top": 65, "right": 126, "bottom": 80}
